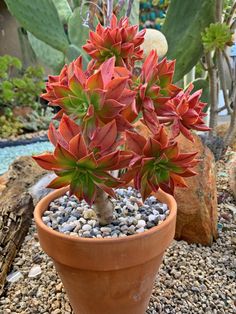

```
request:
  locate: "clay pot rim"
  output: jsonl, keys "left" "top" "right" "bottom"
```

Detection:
{"left": 34, "top": 186, "right": 177, "bottom": 244}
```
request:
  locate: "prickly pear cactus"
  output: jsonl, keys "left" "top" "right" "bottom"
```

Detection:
{"left": 68, "top": 7, "right": 89, "bottom": 48}
{"left": 52, "top": 0, "right": 72, "bottom": 23}
{"left": 162, "top": 0, "right": 215, "bottom": 82}
{"left": 28, "top": 33, "right": 65, "bottom": 73}
{"left": 117, "top": 0, "right": 140, "bottom": 25}
{"left": 5, "top": 0, "right": 69, "bottom": 53}
{"left": 66, "top": 44, "right": 90, "bottom": 67}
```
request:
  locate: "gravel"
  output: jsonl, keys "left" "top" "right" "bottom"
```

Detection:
{"left": 0, "top": 151, "right": 235, "bottom": 313}
{"left": 43, "top": 187, "right": 169, "bottom": 238}
{"left": 0, "top": 141, "right": 52, "bottom": 174}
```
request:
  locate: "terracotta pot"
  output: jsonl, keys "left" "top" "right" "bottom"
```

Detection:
{"left": 34, "top": 187, "right": 177, "bottom": 314}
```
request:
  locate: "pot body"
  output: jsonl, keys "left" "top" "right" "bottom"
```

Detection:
{"left": 34, "top": 187, "right": 177, "bottom": 314}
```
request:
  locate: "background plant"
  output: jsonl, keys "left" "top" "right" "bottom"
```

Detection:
{"left": 200, "top": 0, "right": 236, "bottom": 158}
{"left": 5, "top": 0, "right": 140, "bottom": 73}
{"left": 0, "top": 55, "right": 53, "bottom": 138}
{"left": 0, "top": 55, "right": 44, "bottom": 113}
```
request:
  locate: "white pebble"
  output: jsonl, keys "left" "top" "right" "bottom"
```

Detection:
{"left": 136, "top": 227, "right": 145, "bottom": 233}
{"left": 148, "top": 214, "right": 157, "bottom": 222}
{"left": 136, "top": 220, "right": 146, "bottom": 228}
{"left": 100, "top": 227, "right": 112, "bottom": 233}
{"left": 82, "top": 224, "right": 92, "bottom": 231}
{"left": 28, "top": 265, "right": 42, "bottom": 278}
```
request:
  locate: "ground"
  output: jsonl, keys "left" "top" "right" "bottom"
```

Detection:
{"left": 0, "top": 152, "right": 235, "bottom": 314}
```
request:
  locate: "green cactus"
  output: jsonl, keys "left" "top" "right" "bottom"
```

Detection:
{"left": 66, "top": 44, "right": 90, "bottom": 66}
{"left": 117, "top": 0, "right": 140, "bottom": 25}
{"left": 28, "top": 33, "right": 65, "bottom": 73}
{"left": 5, "top": 0, "right": 69, "bottom": 53}
{"left": 162, "top": 0, "right": 215, "bottom": 82}
{"left": 190, "top": 78, "right": 209, "bottom": 109}
{"left": 52, "top": 0, "right": 72, "bottom": 23}
{"left": 68, "top": 7, "right": 89, "bottom": 48}
{"left": 129, "top": 0, "right": 140, "bottom": 26}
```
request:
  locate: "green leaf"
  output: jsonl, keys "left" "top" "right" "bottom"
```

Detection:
{"left": 191, "top": 78, "right": 209, "bottom": 109}
{"left": 162, "top": 0, "right": 215, "bottom": 82}
{"left": 12, "top": 78, "right": 27, "bottom": 89}
{"left": 116, "top": 0, "right": 140, "bottom": 25}
{"left": 52, "top": 0, "right": 72, "bottom": 23}
{"left": 66, "top": 44, "right": 90, "bottom": 67}
{"left": 202, "top": 23, "right": 233, "bottom": 52}
{"left": 11, "top": 57, "right": 22, "bottom": 70}
{"left": 2, "top": 80, "right": 13, "bottom": 89}
{"left": 5, "top": 0, "right": 69, "bottom": 52}
{"left": 28, "top": 32, "right": 65, "bottom": 73}
{"left": 68, "top": 7, "right": 89, "bottom": 48}
{"left": 2, "top": 89, "right": 14, "bottom": 101}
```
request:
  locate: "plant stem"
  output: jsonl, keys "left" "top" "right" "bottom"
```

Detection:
{"left": 206, "top": 52, "right": 218, "bottom": 134}
{"left": 215, "top": 0, "right": 222, "bottom": 23}
{"left": 106, "top": 0, "right": 113, "bottom": 26}
{"left": 126, "top": 0, "right": 134, "bottom": 17}
{"left": 93, "top": 188, "right": 114, "bottom": 225}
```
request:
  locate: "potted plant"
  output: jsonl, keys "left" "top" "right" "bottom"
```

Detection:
{"left": 33, "top": 15, "right": 209, "bottom": 314}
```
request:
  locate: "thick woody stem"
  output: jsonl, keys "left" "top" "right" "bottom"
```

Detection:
{"left": 93, "top": 188, "right": 114, "bottom": 225}
{"left": 206, "top": 52, "right": 218, "bottom": 134}
{"left": 216, "top": 49, "right": 232, "bottom": 114}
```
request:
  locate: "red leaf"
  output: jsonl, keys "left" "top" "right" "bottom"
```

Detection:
{"left": 87, "top": 70, "right": 104, "bottom": 90}
{"left": 105, "top": 77, "right": 128, "bottom": 99}
{"left": 143, "top": 137, "right": 162, "bottom": 157}
{"left": 77, "top": 152, "right": 97, "bottom": 169}
{"left": 59, "top": 114, "right": 81, "bottom": 142}
{"left": 100, "top": 57, "right": 115, "bottom": 85}
{"left": 33, "top": 154, "right": 59, "bottom": 171}
{"left": 90, "top": 120, "right": 117, "bottom": 152}
{"left": 69, "top": 134, "right": 88, "bottom": 159}
{"left": 125, "top": 131, "right": 146, "bottom": 155}
{"left": 97, "top": 151, "right": 119, "bottom": 170}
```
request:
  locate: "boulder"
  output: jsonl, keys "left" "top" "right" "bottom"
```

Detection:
{"left": 174, "top": 134, "right": 218, "bottom": 245}
{"left": 228, "top": 153, "right": 236, "bottom": 199}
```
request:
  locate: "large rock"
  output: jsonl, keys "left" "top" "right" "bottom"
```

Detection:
{"left": 174, "top": 134, "right": 218, "bottom": 245}
{"left": 228, "top": 153, "right": 236, "bottom": 199}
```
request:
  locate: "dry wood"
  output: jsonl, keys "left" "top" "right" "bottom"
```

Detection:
{"left": 0, "top": 156, "right": 47, "bottom": 296}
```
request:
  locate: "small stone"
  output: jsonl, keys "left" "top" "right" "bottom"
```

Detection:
{"left": 100, "top": 227, "right": 112, "bottom": 233}
{"left": 83, "top": 209, "right": 96, "bottom": 219}
{"left": 6, "top": 271, "right": 23, "bottom": 283}
{"left": 42, "top": 216, "right": 50, "bottom": 223}
{"left": 83, "top": 231, "right": 92, "bottom": 237}
{"left": 82, "top": 224, "right": 92, "bottom": 231}
{"left": 136, "top": 227, "right": 145, "bottom": 233}
{"left": 28, "top": 265, "right": 42, "bottom": 278}
{"left": 59, "top": 224, "right": 75, "bottom": 233}
{"left": 55, "top": 282, "right": 63, "bottom": 292}
{"left": 148, "top": 214, "right": 157, "bottom": 221}
{"left": 79, "top": 217, "right": 87, "bottom": 224}
{"left": 136, "top": 220, "right": 146, "bottom": 228}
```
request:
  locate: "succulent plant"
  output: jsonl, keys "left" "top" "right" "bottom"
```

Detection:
{"left": 83, "top": 15, "right": 145, "bottom": 70}
{"left": 201, "top": 22, "right": 233, "bottom": 52}
{"left": 34, "top": 15, "right": 209, "bottom": 224}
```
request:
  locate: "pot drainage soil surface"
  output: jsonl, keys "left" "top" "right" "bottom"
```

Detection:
{"left": 43, "top": 187, "right": 169, "bottom": 238}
